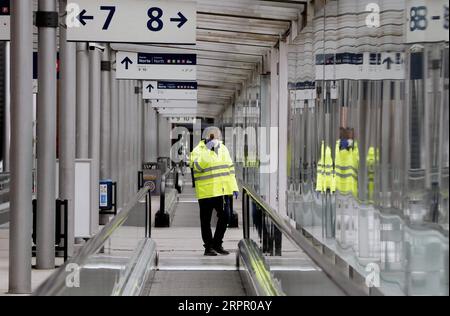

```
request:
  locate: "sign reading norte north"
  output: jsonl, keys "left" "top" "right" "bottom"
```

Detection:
{"left": 116, "top": 51, "right": 197, "bottom": 80}
{"left": 0, "top": 0, "right": 10, "bottom": 41}
{"left": 66, "top": 0, "right": 196, "bottom": 44}
{"left": 143, "top": 81, "right": 197, "bottom": 100}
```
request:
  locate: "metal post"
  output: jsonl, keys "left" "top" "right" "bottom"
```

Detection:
{"left": 76, "top": 43, "right": 89, "bottom": 159}
{"left": 269, "top": 48, "right": 279, "bottom": 210}
{"left": 125, "top": 81, "right": 131, "bottom": 200}
{"left": 137, "top": 82, "right": 142, "bottom": 184}
{"left": 100, "top": 45, "right": 111, "bottom": 180}
{"left": 3, "top": 42, "right": 11, "bottom": 172}
{"left": 9, "top": 0, "right": 33, "bottom": 294}
{"left": 137, "top": 82, "right": 142, "bottom": 187}
{"left": 118, "top": 80, "right": 125, "bottom": 206}
{"left": 36, "top": 0, "right": 58, "bottom": 269}
{"left": 278, "top": 41, "right": 288, "bottom": 216}
{"left": 131, "top": 81, "right": 135, "bottom": 196}
{"left": 58, "top": 0, "right": 76, "bottom": 257}
{"left": 148, "top": 105, "right": 158, "bottom": 162}
{"left": 125, "top": 80, "right": 130, "bottom": 199}
{"left": 89, "top": 43, "right": 102, "bottom": 234}
{"left": 130, "top": 81, "right": 135, "bottom": 197}
{"left": 142, "top": 100, "right": 150, "bottom": 162}
{"left": 140, "top": 85, "right": 145, "bottom": 167}
{"left": 110, "top": 52, "right": 119, "bottom": 185}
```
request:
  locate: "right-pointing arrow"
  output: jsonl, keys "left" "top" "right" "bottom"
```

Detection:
{"left": 121, "top": 57, "right": 133, "bottom": 70}
{"left": 170, "top": 12, "right": 188, "bottom": 28}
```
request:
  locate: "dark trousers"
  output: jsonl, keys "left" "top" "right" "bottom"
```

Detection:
{"left": 199, "top": 196, "right": 229, "bottom": 249}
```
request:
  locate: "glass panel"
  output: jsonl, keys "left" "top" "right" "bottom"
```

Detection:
{"left": 35, "top": 189, "right": 151, "bottom": 296}
{"left": 285, "top": 0, "right": 449, "bottom": 296}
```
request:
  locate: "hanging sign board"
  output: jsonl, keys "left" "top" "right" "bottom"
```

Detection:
{"left": 406, "top": 0, "right": 449, "bottom": 44}
{"left": 65, "top": 0, "right": 196, "bottom": 44}
{"left": 0, "top": 0, "right": 10, "bottom": 41}
{"left": 316, "top": 52, "right": 405, "bottom": 81}
{"left": 116, "top": 51, "right": 196, "bottom": 80}
{"left": 149, "top": 99, "right": 197, "bottom": 108}
{"left": 143, "top": 81, "right": 197, "bottom": 100}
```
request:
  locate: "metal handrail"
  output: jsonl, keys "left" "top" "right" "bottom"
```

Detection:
{"left": 33, "top": 187, "right": 151, "bottom": 296}
{"left": 242, "top": 185, "right": 368, "bottom": 296}
{"left": 159, "top": 166, "right": 176, "bottom": 214}
{"left": 160, "top": 164, "right": 184, "bottom": 212}
{"left": 238, "top": 239, "right": 285, "bottom": 296}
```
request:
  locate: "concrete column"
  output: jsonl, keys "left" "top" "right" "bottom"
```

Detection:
{"left": 260, "top": 74, "right": 271, "bottom": 201}
{"left": 110, "top": 52, "right": 119, "bottom": 184}
{"left": 118, "top": 80, "right": 125, "bottom": 206}
{"left": 158, "top": 114, "right": 171, "bottom": 158}
{"left": 269, "top": 48, "right": 279, "bottom": 210}
{"left": 132, "top": 81, "right": 137, "bottom": 193}
{"left": 147, "top": 105, "right": 158, "bottom": 162}
{"left": 143, "top": 102, "right": 149, "bottom": 162}
{"left": 58, "top": 0, "right": 76, "bottom": 256}
{"left": 9, "top": 0, "right": 33, "bottom": 294}
{"left": 89, "top": 44, "right": 102, "bottom": 234}
{"left": 76, "top": 43, "right": 89, "bottom": 159}
{"left": 100, "top": 45, "right": 111, "bottom": 180}
{"left": 139, "top": 86, "right": 145, "bottom": 167}
{"left": 3, "top": 42, "right": 11, "bottom": 172}
{"left": 278, "top": 41, "right": 289, "bottom": 216}
{"left": 36, "top": 0, "right": 58, "bottom": 269}
{"left": 125, "top": 80, "right": 131, "bottom": 200}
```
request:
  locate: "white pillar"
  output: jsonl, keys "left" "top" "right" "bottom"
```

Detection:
{"left": 278, "top": 41, "right": 289, "bottom": 216}
{"left": 269, "top": 48, "right": 279, "bottom": 210}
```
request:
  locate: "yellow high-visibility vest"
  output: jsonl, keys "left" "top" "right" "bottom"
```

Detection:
{"left": 316, "top": 141, "right": 336, "bottom": 193}
{"left": 190, "top": 141, "right": 239, "bottom": 200}
{"left": 367, "top": 146, "right": 376, "bottom": 202}
{"left": 335, "top": 140, "right": 359, "bottom": 197}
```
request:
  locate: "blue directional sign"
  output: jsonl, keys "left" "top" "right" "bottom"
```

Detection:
{"left": 66, "top": 0, "right": 196, "bottom": 44}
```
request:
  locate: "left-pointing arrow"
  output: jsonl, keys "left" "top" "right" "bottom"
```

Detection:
{"left": 121, "top": 57, "right": 133, "bottom": 70}
{"left": 77, "top": 9, "right": 94, "bottom": 26}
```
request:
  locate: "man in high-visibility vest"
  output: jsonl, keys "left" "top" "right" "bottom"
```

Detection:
{"left": 190, "top": 127, "right": 239, "bottom": 256}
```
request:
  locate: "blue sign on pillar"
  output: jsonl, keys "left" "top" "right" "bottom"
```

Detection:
{"left": 99, "top": 180, "right": 113, "bottom": 211}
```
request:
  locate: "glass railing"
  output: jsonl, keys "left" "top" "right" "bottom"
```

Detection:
{"left": 242, "top": 185, "right": 367, "bottom": 296}
{"left": 0, "top": 172, "right": 10, "bottom": 205}
{"left": 287, "top": 187, "right": 449, "bottom": 296}
{"left": 33, "top": 187, "right": 154, "bottom": 296}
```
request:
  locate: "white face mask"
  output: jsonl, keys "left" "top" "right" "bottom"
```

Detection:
{"left": 347, "top": 139, "right": 354, "bottom": 147}
{"left": 211, "top": 139, "right": 220, "bottom": 148}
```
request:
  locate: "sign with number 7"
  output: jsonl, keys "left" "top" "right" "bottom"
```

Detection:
{"left": 66, "top": 0, "right": 196, "bottom": 44}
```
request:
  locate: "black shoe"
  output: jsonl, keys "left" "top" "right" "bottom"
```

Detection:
{"left": 204, "top": 248, "right": 218, "bottom": 256}
{"left": 213, "top": 246, "right": 230, "bottom": 255}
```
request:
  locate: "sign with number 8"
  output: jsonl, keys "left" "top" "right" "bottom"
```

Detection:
{"left": 406, "top": 0, "right": 449, "bottom": 44}
{"left": 410, "top": 6, "right": 428, "bottom": 31}
{"left": 148, "top": 7, "right": 164, "bottom": 32}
